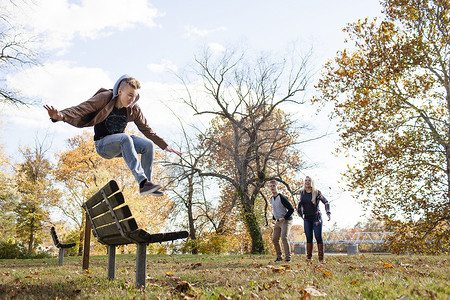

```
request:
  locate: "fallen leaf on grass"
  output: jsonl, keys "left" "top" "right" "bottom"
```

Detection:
{"left": 186, "top": 262, "right": 202, "bottom": 270}
{"left": 84, "top": 269, "right": 92, "bottom": 274}
{"left": 375, "top": 261, "right": 393, "bottom": 268}
{"left": 175, "top": 281, "right": 196, "bottom": 293}
{"left": 258, "top": 279, "right": 280, "bottom": 291}
{"left": 300, "top": 286, "right": 327, "bottom": 298}
{"left": 322, "top": 270, "right": 333, "bottom": 278}
{"left": 400, "top": 263, "right": 412, "bottom": 268}
{"left": 179, "top": 292, "right": 198, "bottom": 300}
{"left": 218, "top": 293, "right": 232, "bottom": 300}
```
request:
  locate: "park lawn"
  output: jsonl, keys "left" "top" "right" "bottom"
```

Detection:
{"left": 0, "top": 253, "right": 448, "bottom": 299}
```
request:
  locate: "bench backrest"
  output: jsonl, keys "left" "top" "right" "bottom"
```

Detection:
{"left": 83, "top": 180, "right": 139, "bottom": 245}
{"left": 50, "top": 227, "right": 60, "bottom": 247}
{"left": 51, "top": 227, "right": 76, "bottom": 249}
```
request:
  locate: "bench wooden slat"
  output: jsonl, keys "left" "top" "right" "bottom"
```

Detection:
{"left": 84, "top": 180, "right": 120, "bottom": 209}
{"left": 92, "top": 205, "right": 132, "bottom": 229}
{"left": 89, "top": 193, "right": 125, "bottom": 217}
{"left": 128, "top": 229, "right": 189, "bottom": 243}
{"left": 95, "top": 218, "right": 138, "bottom": 239}
{"left": 101, "top": 236, "right": 136, "bottom": 245}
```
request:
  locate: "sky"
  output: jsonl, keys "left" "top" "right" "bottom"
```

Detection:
{"left": 1, "top": 0, "right": 384, "bottom": 231}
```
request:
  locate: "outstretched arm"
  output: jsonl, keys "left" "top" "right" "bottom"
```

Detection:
{"left": 165, "top": 146, "right": 182, "bottom": 156}
{"left": 43, "top": 105, "right": 63, "bottom": 121}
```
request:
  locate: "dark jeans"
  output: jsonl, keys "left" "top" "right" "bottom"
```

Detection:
{"left": 303, "top": 217, "right": 323, "bottom": 244}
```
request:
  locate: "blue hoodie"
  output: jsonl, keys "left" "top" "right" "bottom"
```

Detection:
{"left": 112, "top": 74, "right": 140, "bottom": 107}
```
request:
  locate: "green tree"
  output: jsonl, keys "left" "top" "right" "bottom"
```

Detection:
{"left": 14, "top": 141, "right": 57, "bottom": 252}
{"left": 0, "top": 142, "right": 17, "bottom": 242}
{"left": 315, "top": 0, "right": 450, "bottom": 253}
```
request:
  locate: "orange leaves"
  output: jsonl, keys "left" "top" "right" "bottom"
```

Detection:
{"left": 376, "top": 261, "right": 394, "bottom": 268}
{"left": 314, "top": 266, "right": 333, "bottom": 278}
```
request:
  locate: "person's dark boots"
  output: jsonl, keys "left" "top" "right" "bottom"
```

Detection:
{"left": 318, "top": 243, "right": 324, "bottom": 262}
{"left": 306, "top": 243, "right": 313, "bottom": 260}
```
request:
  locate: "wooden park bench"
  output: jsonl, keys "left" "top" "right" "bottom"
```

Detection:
{"left": 50, "top": 227, "right": 76, "bottom": 265}
{"left": 82, "top": 180, "right": 189, "bottom": 288}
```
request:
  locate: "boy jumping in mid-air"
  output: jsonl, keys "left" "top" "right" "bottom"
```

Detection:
{"left": 44, "top": 74, "right": 181, "bottom": 196}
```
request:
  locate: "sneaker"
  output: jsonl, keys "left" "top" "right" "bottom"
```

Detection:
{"left": 274, "top": 257, "right": 283, "bottom": 262}
{"left": 139, "top": 182, "right": 161, "bottom": 195}
{"left": 150, "top": 190, "right": 164, "bottom": 197}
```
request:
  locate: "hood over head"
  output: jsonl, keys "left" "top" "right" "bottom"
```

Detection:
{"left": 113, "top": 74, "right": 140, "bottom": 107}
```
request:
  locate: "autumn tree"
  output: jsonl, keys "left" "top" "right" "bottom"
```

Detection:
{"left": 179, "top": 49, "right": 310, "bottom": 253}
{"left": 315, "top": 0, "right": 450, "bottom": 253}
{"left": 14, "top": 140, "right": 58, "bottom": 252}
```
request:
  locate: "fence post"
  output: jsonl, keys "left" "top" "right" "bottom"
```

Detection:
{"left": 347, "top": 244, "right": 359, "bottom": 255}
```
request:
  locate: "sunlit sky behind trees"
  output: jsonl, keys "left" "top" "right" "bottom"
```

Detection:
{"left": 1, "top": 0, "right": 384, "bottom": 230}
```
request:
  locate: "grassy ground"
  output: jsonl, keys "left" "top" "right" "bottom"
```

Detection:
{"left": 0, "top": 253, "right": 448, "bottom": 299}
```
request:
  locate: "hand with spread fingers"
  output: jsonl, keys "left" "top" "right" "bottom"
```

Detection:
{"left": 44, "top": 105, "right": 63, "bottom": 121}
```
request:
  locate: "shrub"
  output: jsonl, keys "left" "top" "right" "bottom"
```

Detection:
{"left": 0, "top": 239, "right": 52, "bottom": 259}
{"left": 0, "top": 239, "right": 26, "bottom": 259}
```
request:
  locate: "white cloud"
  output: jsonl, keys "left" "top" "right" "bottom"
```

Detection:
{"left": 3, "top": 0, "right": 163, "bottom": 51}
{"left": 147, "top": 59, "right": 178, "bottom": 73}
{"left": 184, "top": 25, "right": 227, "bottom": 40}
{"left": 208, "top": 42, "right": 225, "bottom": 54}
{"left": 6, "top": 61, "right": 112, "bottom": 107}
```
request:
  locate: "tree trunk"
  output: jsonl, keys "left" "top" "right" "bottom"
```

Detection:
{"left": 187, "top": 179, "right": 198, "bottom": 254}
{"left": 78, "top": 217, "right": 85, "bottom": 256}
{"left": 446, "top": 145, "right": 450, "bottom": 199}
{"left": 187, "top": 203, "right": 198, "bottom": 254}
{"left": 28, "top": 221, "right": 35, "bottom": 253}
{"left": 242, "top": 200, "right": 265, "bottom": 254}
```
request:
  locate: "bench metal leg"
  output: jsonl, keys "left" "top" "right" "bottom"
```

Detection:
{"left": 136, "top": 243, "right": 147, "bottom": 288}
{"left": 58, "top": 248, "right": 64, "bottom": 265}
{"left": 107, "top": 245, "right": 116, "bottom": 281}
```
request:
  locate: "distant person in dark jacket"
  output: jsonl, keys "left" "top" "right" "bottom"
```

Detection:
{"left": 297, "top": 176, "right": 331, "bottom": 262}
{"left": 269, "top": 179, "right": 295, "bottom": 262}
{"left": 44, "top": 75, "right": 181, "bottom": 196}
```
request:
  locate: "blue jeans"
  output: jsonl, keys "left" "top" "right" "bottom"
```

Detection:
{"left": 95, "top": 133, "right": 154, "bottom": 184}
{"left": 303, "top": 217, "right": 323, "bottom": 244}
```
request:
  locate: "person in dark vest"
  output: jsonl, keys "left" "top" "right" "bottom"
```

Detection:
{"left": 44, "top": 75, "right": 181, "bottom": 196}
{"left": 269, "top": 179, "right": 294, "bottom": 262}
{"left": 297, "top": 176, "right": 331, "bottom": 262}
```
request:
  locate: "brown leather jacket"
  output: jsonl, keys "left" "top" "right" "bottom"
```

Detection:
{"left": 57, "top": 88, "right": 168, "bottom": 150}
